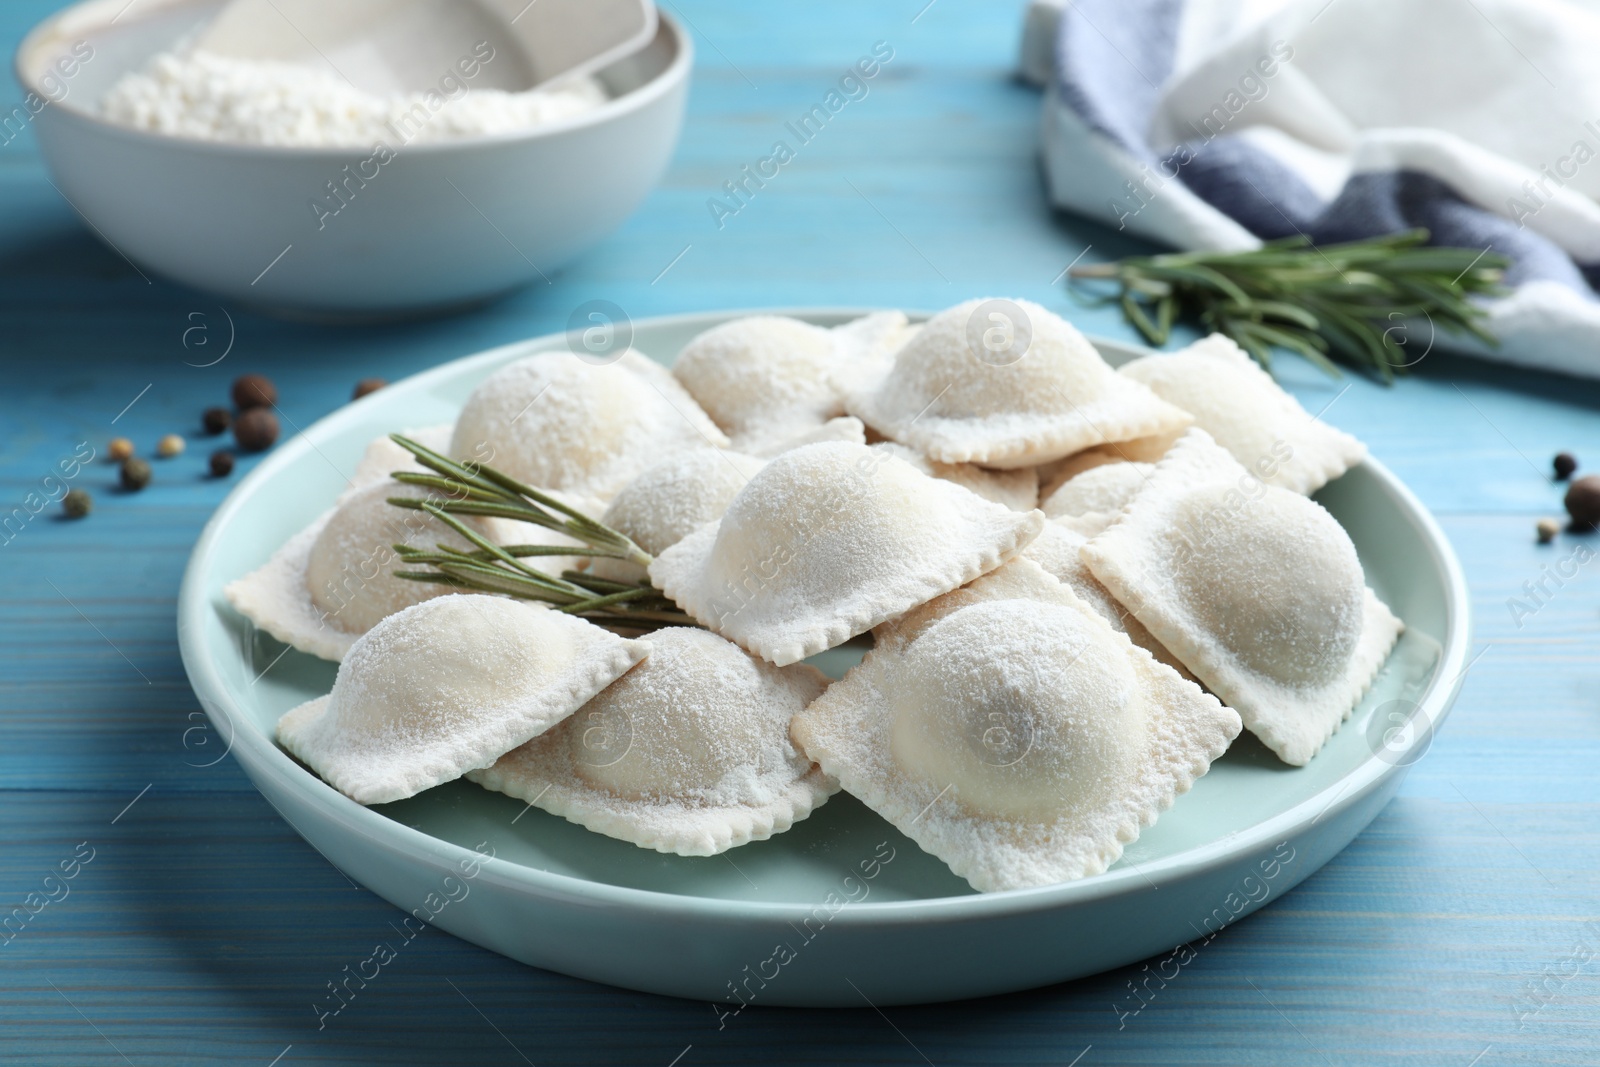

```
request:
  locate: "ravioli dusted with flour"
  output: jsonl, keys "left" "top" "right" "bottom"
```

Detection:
{"left": 587, "top": 448, "right": 769, "bottom": 585}
{"left": 672, "top": 314, "right": 894, "bottom": 456}
{"left": 1040, "top": 461, "right": 1151, "bottom": 520}
{"left": 1119, "top": 334, "right": 1366, "bottom": 495}
{"left": 1020, "top": 524, "right": 1191, "bottom": 678}
{"left": 1081, "top": 429, "right": 1402, "bottom": 766}
{"left": 870, "top": 442, "right": 1039, "bottom": 511}
{"left": 224, "top": 479, "right": 591, "bottom": 662}
{"left": 846, "top": 299, "right": 1191, "bottom": 468}
{"left": 450, "top": 350, "right": 727, "bottom": 500}
{"left": 277, "top": 596, "right": 649, "bottom": 805}
{"left": 469, "top": 627, "right": 835, "bottom": 856}
{"left": 794, "top": 562, "right": 1239, "bottom": 892}
{"left": 649, "top": 441, "right": 1044, "bottom": 666}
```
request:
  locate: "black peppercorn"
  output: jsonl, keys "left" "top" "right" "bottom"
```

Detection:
{"left": 233, "top": 407, "right": 279, "bottom": 452}
{"left": 120, "top": 457, "right": 152, "bottom": 491}
{"left": 210, "top": 450, "right": 235, "bottom": 477}
{"left": 232, "top": 374, "right": 277, "bottom": 410}
{"left": 1554, "top": 452, "right": 1578, "bottom": 481}
{"left": 352, "top": 378, "right": 387, "bottom": 400}
{"left": 62, "top": 488, "right": 92, "bottom": 518}
{"left": 1564, "top": 475, "right": 1600, "bottom": 530}
{"left": 203, "top": 406, "right": 232, "bottom": 435}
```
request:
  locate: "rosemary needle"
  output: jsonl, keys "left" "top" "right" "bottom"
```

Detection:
{"left": 1068, "top": 229, "right": 1509, "bottom": 381}
{"left": 384, "top": 434, "right": 694, "bottom": 632}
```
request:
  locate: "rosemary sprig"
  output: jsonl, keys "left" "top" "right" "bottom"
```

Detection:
{"left": 383, "top": 434, "right": 693, "bottom": 632}
{"left": 1068, "top": 229, "right": 1509, "bottom": 381}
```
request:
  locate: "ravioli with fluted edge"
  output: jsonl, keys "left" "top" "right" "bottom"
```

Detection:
{"left": 846, "top": 298, "right": 1192, "bottom": 469}
{"left": 277, "top": 596, "right": 649, "bottom": 805}
{"left": 1118, "top": 333, "right": 1367, "bottom": 496}
{"left": 793, "top": 560, "right": 1240, "bottom": 892}
{"left": 450, "top": 350, "right": 727, "bottom": 501}
{"left": 649, "top": 441, "right": 1045, "bottom": 666}
{"left": 1081, "top": 428, "right": 1402, "bottom": 765}
{"left": 469, "top": 627, "right": 836, "bottom": 856}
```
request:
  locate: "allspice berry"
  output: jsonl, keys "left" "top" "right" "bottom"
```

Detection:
{"left": 1564, "top": 475, "right": 1600, "bottom": 530}
{"left": 1537, "top": 517, "right": 1561, "bottom": 544}
{"left": 232, "top": 373, "right": 277, "bottom": 410}
{"left": 62, "top": 488, "right": 92, "bottom": 519}
{"left": 1554, "top": 452, "right": 1578, "bottom": 481}
{"left": 120, "top": 457, "right": 152, "bottom": 491}
{"left": 108, "top": 437, "right": 134, "bottom": 462}
{"left": 202, "top": 406, "right": 231, "bottom": 435}
{"left": 234, "top": 407, "right": 279, "bottom": 452}
{"left": 156, "top": 433, "right": 185, "bottom": 458}
{"left": 352, "top": 378, "right": 387, "bottom": 400}
{"left": 210, "top": 450, "right": 235, "bottom": 478}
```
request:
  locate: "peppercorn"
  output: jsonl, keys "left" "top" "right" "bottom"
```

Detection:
{"left": 156, "top": 433, "right": 185, "bottom": 458}
{"left": 120, "top": 457, "right": 152, "bottom": 491}
{"left": 1537, "top": 517, "right": 1561, "bottom": 544}
{"left": 202, "top": 406, "right": 231, "bottom": 435}
{"left": 234, "top": 407, "right": 279, "bottom": 452}
{"left": 108, "top": 437, "right": 134, "bottom": 462}
{"left": 1564, "top": 475, "right": 1600, "bottom": 530}
{"left": 209, "top": 450, "right": 235, "bottom": 478}
{"left": 232, "top": 373, "right": 277, "bottom": 410}
{"left": 62, "top": 488, "right": 92, "bottom": 518}
{"left": 352, "top": 378, "right": 387, "bottom": 400}
{"left": 1554, "top": 452, "right": 1578, "bottom": 481}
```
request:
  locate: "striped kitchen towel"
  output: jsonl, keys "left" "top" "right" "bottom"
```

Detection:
{"left": 1021, "top": 0, "right": 1600, "bottom": 378}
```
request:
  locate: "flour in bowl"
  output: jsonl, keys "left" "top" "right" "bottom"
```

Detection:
{"left": 100, "top": 49, "right": 607, "bottom": 147}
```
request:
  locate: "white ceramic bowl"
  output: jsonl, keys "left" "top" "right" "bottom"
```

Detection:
{"left": 177, "top": 310, "right": 1470, "bottom": 1006}
{"left": 15, "top": 0, "right": 690, "bottom": 316}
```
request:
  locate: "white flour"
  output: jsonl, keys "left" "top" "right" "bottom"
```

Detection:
{"left": 100, "top": 50, "right": 607, "bottom": 147}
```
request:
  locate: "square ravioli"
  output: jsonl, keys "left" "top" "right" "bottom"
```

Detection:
{"left": 793, "top": 560, "right": 1240, "bottom": 892}
{"left": 277, "top": 596, "right": 649, "bottom": 805}
{"left": 1081, "top": 428, "right": 1403, "bottom": 766}
{"left": 468, "top": 627, "right": 836, "bottom": 856}
{"left": 1118, "top": 333, "right": 1367, "bottom": 495}
{"left": 846, "top": 298, "right": 1191, "bottom": 469}
{"left": 649, "top": 441, "right": 1043, "bottom": 666}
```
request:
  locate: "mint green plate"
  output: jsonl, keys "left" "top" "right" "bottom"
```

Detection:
{"left": 177, "top": 310, "right": 1469, "bottom": 1006}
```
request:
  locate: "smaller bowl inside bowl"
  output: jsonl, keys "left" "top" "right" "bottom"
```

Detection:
{"left": 14, "top": 0, "right": 692, "bottom": 316}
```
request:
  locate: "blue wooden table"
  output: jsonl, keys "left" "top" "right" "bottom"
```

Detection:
{"left": 4, "top": 1, "right": 1599, "bottom": 1064}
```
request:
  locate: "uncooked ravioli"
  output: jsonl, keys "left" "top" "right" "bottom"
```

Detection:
{"left": 277, "top": 596, "right": 649, "bottom": 805}
{"left": 846, "top": 298, "right": 1191, "bottom": 468}
{"left": 1118, "top": 333, "right": 1366, "bottom": 495}
{"left": 649, "top": 441, "right": 1044, "bottom": 666}
{"left": 793, "top": 563, "right": 1240, "bottom": 892}
{"left": 1081, "top": 428, "right": 1402, "bottom": 765}
{"left": 468, "top": 627, "right": 836, "bottom": 856}
{"left": 1040, "top": 461, "right": 1151, "bottom": 520}
{"left": 224, "top": 480, "right": 591, "bottom": 662}
{"left": 869, "top": 441, "right": 1039, "bottom": 511}
{"left": 450, "top": 350, "right": 727, "bottom": 500}
{"left": 587, "top": 447, "right": 768, "bottom": 585}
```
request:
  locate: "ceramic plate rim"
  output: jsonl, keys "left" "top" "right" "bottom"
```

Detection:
{"left": 177, "top": 307, "right": 1473, "bottom": 924}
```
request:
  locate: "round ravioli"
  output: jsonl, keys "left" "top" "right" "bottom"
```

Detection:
{"left": 1081, "top": 428, "right": 1402, "bottom": 765}
{"left": 450, "top": 350, "right": 727, "bottom": 500}
{"left": 468, "top": 627, "right": 836, "bottom": 856}
{"left": 1119, "top": 333, "right": 1366, "bottom": 495}
{"left": 649, "top": 441, "right": 1045, "bottom": 666}
{"left": 795, "top": 565, "right": 1240, "bottom": 892}
{"left": 846, "top": 298, "right": 1191, "bottom": 468}
{"left": 277, "top": 596, "right": 649, "bottom": 805}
